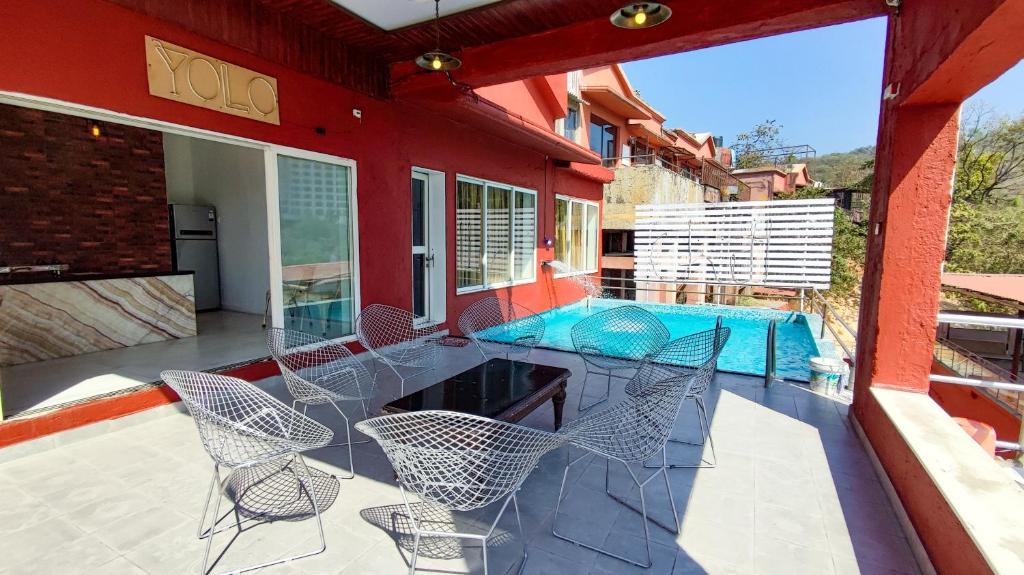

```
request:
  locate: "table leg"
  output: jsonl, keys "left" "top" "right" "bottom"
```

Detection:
{"left": 552, "top": 381, "right": 567, "bottom": 430}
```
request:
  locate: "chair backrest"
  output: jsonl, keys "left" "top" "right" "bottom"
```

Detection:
{"left": 572, "top": 327, "right": 731, "bottom": 462}
{"left": 637, "top": 327, "right": 731, "bottom": 396}
{"left": 355, "top": 411, "right": 564, "bottom": 511}
{"left": 457, "top": 296, "right": 545, "bottom": 348}
{"left": 162, "top": 370, "right": 332, "bottom": 467}
{"left": 563, "top": 372, "right": 693, "bottom": 463}
{"left": 266, "top": 327, "right": 371, "bottom": 402}
{"left": 570, "top": 305, "right": 670, "bottom": 361}
{"left": 355, "top": 304, "right": 417, "bottom": 353}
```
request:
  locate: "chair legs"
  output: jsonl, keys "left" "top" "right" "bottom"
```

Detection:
{"left": 552, "top": 450, "right": 679, "bottom": 568}
{"left": 292, "top": 400, "right": 370, "bottom": 480}
{"left": 576, "top": 366, "right": 632, "bottom": 413}
{"left": 374, "top": 358, "right": 434, "bottom": 398}
{"left": 401, "top": 486, "right": 528, "bottom": 575}
{"left": 195, "top": 456, "right": 327, "bottom": 575}
{"left": 644, "top": 395, "right": 717, "bottom": 470}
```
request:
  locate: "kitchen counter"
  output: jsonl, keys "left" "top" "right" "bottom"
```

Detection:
{"left": 0, "top": 272, "right": 197, "bottom": 366}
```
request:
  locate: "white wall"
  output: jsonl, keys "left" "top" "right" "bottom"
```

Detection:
{"left": 163, "top": 135, "right": 269, "bottom": 315}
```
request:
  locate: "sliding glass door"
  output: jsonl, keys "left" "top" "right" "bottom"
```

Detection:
{"left": 275, "top": 153, "right": 357, "bottom": 339}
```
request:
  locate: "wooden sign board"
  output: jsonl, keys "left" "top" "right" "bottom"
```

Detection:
{"left": 145, "top": 36, "right": 280, "bottom": 125}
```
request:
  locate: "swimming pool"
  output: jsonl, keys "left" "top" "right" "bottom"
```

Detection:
{"left": 520, "top": 300, "right": 821, "bottom": 381}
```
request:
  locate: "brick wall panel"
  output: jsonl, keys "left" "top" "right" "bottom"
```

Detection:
{"left": 0, "top": 103, "right": 171, "bottom": 273}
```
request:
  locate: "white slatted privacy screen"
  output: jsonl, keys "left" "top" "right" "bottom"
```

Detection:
{"left": 634, "top": 198, "right": 836, "bottom": 289}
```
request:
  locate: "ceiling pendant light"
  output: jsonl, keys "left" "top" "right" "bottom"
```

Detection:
{"left": 415, "top": 0, "right": 461, "bottom": 72}
{"left": 610, "top": 3, "right": 672, "bottom": 29}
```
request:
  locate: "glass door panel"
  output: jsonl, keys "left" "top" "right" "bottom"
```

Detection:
{"left": 412, "top": 174, "right": 428, "bottom": 321}
{"left": 277, "top": 155, "right": 354, "bottom": 338}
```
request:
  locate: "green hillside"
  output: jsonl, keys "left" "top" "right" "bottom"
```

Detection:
{"left": 803, "top": 146, "right": 875, "bottom": 188}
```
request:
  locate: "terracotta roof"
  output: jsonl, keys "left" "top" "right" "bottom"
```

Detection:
{"left": 942, "top": 273, "right": 1024, "bottom": 306}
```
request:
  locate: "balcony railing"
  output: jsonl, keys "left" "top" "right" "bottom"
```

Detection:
{"left": 934, "top": 336, "right": 1023, "bottom": 414}
{"left": 603, "top": 154, "right": 701, "bottom": 183}
{"left": 931, "top": 312, "right": 1024, "bottom": 457}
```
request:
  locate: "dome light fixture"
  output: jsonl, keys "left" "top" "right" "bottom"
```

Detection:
{"left": 610, "top": 3, "right": 672, "bottom": 29}
{"left": 415, "top": 0, "right": 462, "bottom": 72}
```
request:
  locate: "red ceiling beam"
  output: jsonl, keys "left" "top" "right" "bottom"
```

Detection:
{"left": 391, "top": 0, "right": 887, "bottom": 95}
{"left": 898, "top": 0, "right": 1024, "bottom": 105}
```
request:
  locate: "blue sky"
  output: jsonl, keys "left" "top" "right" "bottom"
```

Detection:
{"left": 621, "top": 18, "right": 1024, "bottom": 155}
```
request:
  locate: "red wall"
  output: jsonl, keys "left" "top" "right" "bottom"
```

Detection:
{"left": 0, "top": 0, "right": 602, "bottom": 326}
{"left": 929, "top": 360, "right": 1020, "bottom": 446}
{"left": 0, "top": 102, "right": 170, "bottom": 273}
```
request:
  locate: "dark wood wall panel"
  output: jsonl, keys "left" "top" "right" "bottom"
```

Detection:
{"left": 106, "top": 0, "right": 390, "bottom": 98}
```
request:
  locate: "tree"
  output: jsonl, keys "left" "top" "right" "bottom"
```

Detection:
{"left": 733, "top": 120, "right": 785, "bottom": 168}
{"left": 945, "top": 104, "right": 1024, "bottom": 266}
{"left": 793, "top": 187, "right": 866, "bottom": 300}
{"left": 955, "top": 103, "right": 1024, "bottom": 204}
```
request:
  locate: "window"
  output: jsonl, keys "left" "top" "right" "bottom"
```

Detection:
{"left": 456, "top": 176, "right": 536, "bottom": 292}
{"left": 554, "top": 196, "right": 599, "bottom": 274}
{"left": 563, "top": 100, "right": 580, "bottom": 142}
{"left": 602, "top": 230, "right": 634, "bottom": 255}
{"left": 589, "top": 114, "right": 617, "bottom": 165}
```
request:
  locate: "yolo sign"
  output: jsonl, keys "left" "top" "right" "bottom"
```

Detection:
{"left": 145, "top": 36, "right": 280, "bottom": 125}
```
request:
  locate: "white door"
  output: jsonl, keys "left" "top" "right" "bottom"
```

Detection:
{"left": 411, "top": 172, "right": 433, "bottom": 323}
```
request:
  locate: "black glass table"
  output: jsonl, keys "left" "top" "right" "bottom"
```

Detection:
{"left": 382, "top": 358, "right": 571, "bottom": 430}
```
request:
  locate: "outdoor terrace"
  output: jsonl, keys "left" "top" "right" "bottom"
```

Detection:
{"left": 0, "top": 343, "right": 919, "bottom": 575}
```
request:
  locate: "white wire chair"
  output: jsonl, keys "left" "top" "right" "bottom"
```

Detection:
{"left": 626, "top": 323, "right": 732, "bottom": 469}
{"left": 356, "top": 304, "right": 442, "bottom": 397}
{"left": 457, "top": 297, "right": 546, "bottom": 360}
{"left": 266, "top": 327, "right": 377, "bottom": 479}
{"left": 161, "top": 370, "right": 334, "bottom": 575}
{"left": 570, "top": 305, "right": 671, "bottom": 412}
{"left": 355, "top": 411, "right": 566, "bottom": 575}
{"left": 552, "top": 330, "right": 729, "bottom": 567}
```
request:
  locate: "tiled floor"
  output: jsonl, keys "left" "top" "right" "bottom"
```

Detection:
{"left": 0, "top": 311, "right": 268, "bottom": 417}
{"left": 0, "top": 343, "right": 921, "bottom": 575}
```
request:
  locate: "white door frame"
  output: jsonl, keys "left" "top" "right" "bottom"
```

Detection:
{"left": 0, "top": 91, "right": 361, "bottom": 341}
{"left": 411, "top": 170, "right": 431, "bottom": 324}
{"left": 412, "top": 167, "right": 447, "bottom": 327}
{"left": 267, "top": 147, "right": 360, "bottom": 340}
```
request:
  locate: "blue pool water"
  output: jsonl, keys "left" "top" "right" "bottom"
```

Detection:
{"left": 524, "top": 300, "right": 822, "bottom": 381}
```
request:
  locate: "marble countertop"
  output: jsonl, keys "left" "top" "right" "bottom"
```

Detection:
{"left": 0, "top": 270, "right": 193, "bottom": 286}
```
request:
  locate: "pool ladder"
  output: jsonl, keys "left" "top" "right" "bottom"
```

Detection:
{"left": 764, "top": 319, "right": 778, "bottom": 388}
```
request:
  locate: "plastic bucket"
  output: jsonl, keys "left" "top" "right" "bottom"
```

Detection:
{"left": 809, "top": 357, "right": 848, "bottom": 394}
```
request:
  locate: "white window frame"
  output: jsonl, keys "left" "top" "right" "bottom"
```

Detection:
{"left": 554, "top": 194, "right": 600, "bottom": 277}
{"left": 455, "top": 174, "right": 537, "bottom": 295}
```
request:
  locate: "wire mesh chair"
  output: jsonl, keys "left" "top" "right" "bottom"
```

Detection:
{"left": 266, "top": 327, "right": 377, "bottom": 479}
{"left": 355, "top": 411, "right": 566, "bottom": 575}
{"left": 626, "top": 324, "right": 731, "bottom": 469}
{"left": 551, "top": 335, "right": 727, "bottom": 568}
{"left": 457, "top": 297, "right": 546, "bottom": 360}
{"left": 570, "top": 305, "right": 671, "bottom": 412}
{"left": 161, "top": 370, "right": 334, "bottom": 575}
{"left": 356, "top": 304, "right": 442, "bottom": 397}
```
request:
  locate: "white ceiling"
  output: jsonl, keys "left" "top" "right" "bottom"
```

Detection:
{"left": 331, "top": 0, "right": 503, "bottom": 31}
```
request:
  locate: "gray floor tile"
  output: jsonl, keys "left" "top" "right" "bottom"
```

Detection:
{"left": 0, "top": 346, "right": 922, "bottom": 575}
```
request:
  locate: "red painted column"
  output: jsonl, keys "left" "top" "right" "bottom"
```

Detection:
{"left": 853, "top": 102, "right": 959, "bottom": 404}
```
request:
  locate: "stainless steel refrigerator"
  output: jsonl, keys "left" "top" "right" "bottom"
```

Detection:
{"left": 170, "top": 204, "right": 220, "bottom": 311}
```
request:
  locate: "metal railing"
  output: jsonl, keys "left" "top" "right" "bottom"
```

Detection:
{"left": 931, "top": 313, "right": 1024, "bottom": 458}
{"left": 934, "top": 336, "right": 1023, "bottom": 413}
{"left": 603, "top": 154, "right": 702, "bottom": 183}
{"left": 806, "top": 289, "right": 857, "bottom": 391}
